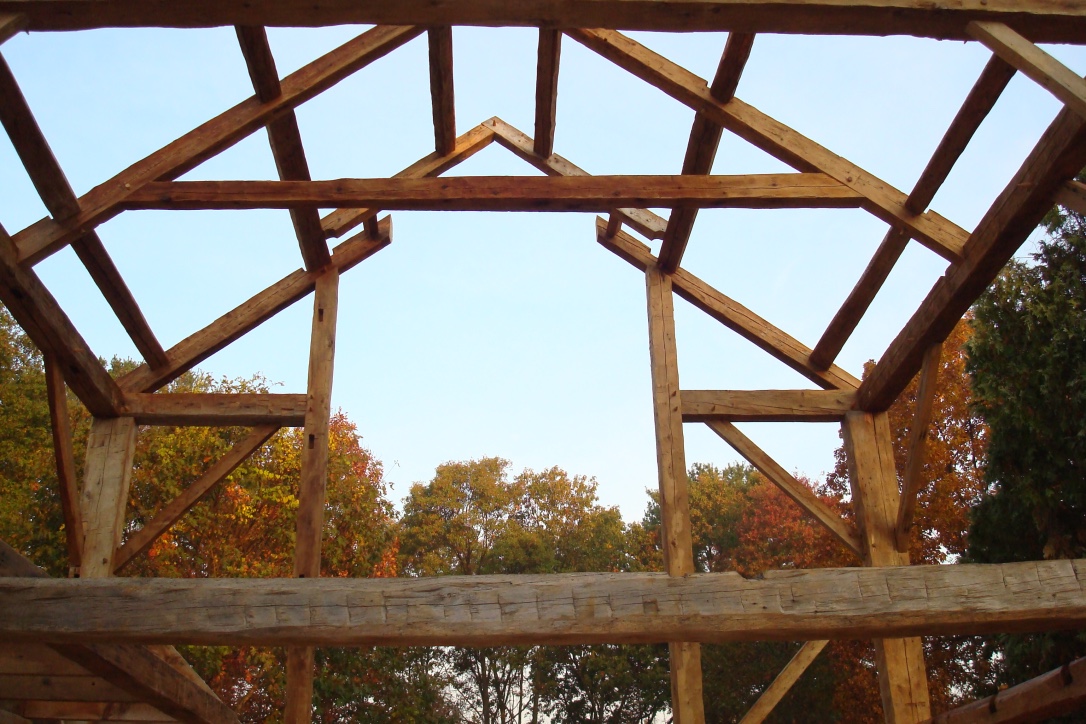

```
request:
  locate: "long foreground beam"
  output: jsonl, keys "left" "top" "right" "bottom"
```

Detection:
{"left": 2, "top": 560, "right": 1086, "bottom": 647}
{"left": 1, "top": 1, "right": 1084, "bottom": 41}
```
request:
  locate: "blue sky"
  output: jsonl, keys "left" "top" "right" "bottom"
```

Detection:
{"left": 1, "top": 25, "right": 1083, "bottom": 519}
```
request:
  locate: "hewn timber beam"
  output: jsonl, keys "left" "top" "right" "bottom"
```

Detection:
{"left": 739, "top": 640, "right": 829, "bottom": 724}
{"left": 0, "top": 708, "right": 29, "bottom": 724}
{"left": 968, "top": 21, "right": 1086, "bottom": 122}
{"left": 428, "top": 26, "right": 456, "bottom": 156}
{"left": 0, "top": 13, "right": 26, "bottom": 44}
{"left": 1056, "top": 179, "right": 1086, "bottom": 216}
{"left": 534, "top": 30, "right": 562, "bottom": 158}
{"left": 597, "top": 218, "right": 860, "bottom": 391}
{"left": 485, "top": 117, "right": 665, "bottom": 240}
{"left": 658, "top": 31, "right": 755, "bottom": 272}
{"left": 10, "top": 24, "right": 421, "bottom": 266}
{"left": 44, "top": 356, "right": 83, "bottom": 569}
{"left": 0, "top": 674, "right": 137, "bottom": 702}
{"left": 0, "top": 224, "right": 122, "bottom": 416}
{"left": 895, "top": 343, "right": 942, "bottom": 552}
{"left": 567, "top": 28, "right": 968, "bottom": 262}
{"left": 15, "top": 700, "right": 174, "bottom": 722}
{"left": 0, "top": 539, "right": 47, "bottom": 577}
{"left": 3, "top": 1, "right": 1086, "bottom": 41}
{"left": 926, "top": 656, "right": 1086, "bottom": 723}
{"left": 682, "top": 389, "right": 855, "bottom": 422}
{"left": 236, "top": 26, "right": 331, "bottom": 271}
{"left": 809, "top": 54, "right": 1016, "bottom": 371}
{"left": 5, "top": 559, "right": 1086, "bottom": 645}
{"left": 118, "top": 393, "right": 305, "bottom": 427}
{"left": 705, "top": 420, "right": 863, "bottom": 557}
{"left": 118, "top": 216, "right": 390, "bottom": 394}
{"left": 858, "top": 104, "right": 1086, "bottom": 411}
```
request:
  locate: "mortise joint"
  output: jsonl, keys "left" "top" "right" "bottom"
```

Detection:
{"left": 308, "top": 434, "right": 315, "bottom": 449}
{"left": 318, "top": 307, "right": 324, "bottom": 323}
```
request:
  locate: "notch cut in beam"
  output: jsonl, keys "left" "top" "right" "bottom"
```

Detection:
{"left": 428, "top": 26, "right": 456, "bottom": 155}
{"left": 4, "top": 559, "right": 1086, "bottom": 646}
{"left": 125, "top": 174, "right": 864, "bottom": 212}
{"left": 119, "top": 393, "right": 306, "bottom": 427}
{"left": 567, "top": 28, "right": 968, "bottom": 263}
{"left": 681, "top": 389, "right": 855, "bottom": 422}
{"left": 927, "top": 655, "right": 1086, "bottom": 723}
{"left": 739, "top": 640, "right": 829, "bottom": 724}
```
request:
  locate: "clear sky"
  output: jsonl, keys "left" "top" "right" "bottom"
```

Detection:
{"left": 1, "top": 25, "right": 1084, "bottom": 520}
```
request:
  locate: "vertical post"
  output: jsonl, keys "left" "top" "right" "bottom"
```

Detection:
{"left": 843, "top": 411, "right": 931, "bottom": 724}
{"left": 284, "top": 269, "right": 340, "bottom": 723}
{"left": 79, "top": 416, "right": 137, "bottom": 579}
{"left": 645, "top": 265, "right": 705, "bottom": 724}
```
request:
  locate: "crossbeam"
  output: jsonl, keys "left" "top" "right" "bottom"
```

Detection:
{"left": 3, "top": 561, "right": 1086, "bottom": 646}
{"left": 119, "top": 393, "right": 306, "bottom": 427}
{"left": 681, "top": 389, "right": 855, "bottom": 422}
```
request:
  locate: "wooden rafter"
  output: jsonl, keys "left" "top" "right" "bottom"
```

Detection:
{"left": 567, "top": 28, "right": 969, "bottom": 263}
{"left": 235, "top": 26, "right": 331, "bottom": 271}
{"left": 1056, "top": 179, "right": 1086, "bottom": 215}
{"left": 681, "top": 389, "right": 855, "bottom": 422}
{"left": 0, "top": 54, "right": 169, "bottom": 368}
{"left": 658, "top": 31, "right": 755, "bottom": 272}
{"left": 43, "top": 356, "right": 82, "bottom": 569}
{"left": 10, "top": 24, "right": 421, "bottom": 266}
{"left": 119, "top": 394, "right": 306, "bottom": 427}
{"left": 927, "top": 656, "right": 1086, "bottom": 723}
{"left": 0, "top": 13, "right": 26, "bottom": 44}
{"left": 809, "top": 54, "right": 1016, "bottom": 370}
{"left": 427, "top": 26, "right": 456, "bottom": 155}
{"left": 739, "top": 640, "right": 829, "bottom": 724}
{"left": 12, "top": 700, "right": 174, "bottom": 721}
{"left": 895, "top": 343, "right": 942, "bottom": 552}
{"left": 533, "top": 29, "right": 562, "bottom": 158}
{"left": 5, "top": 559, "right": 1086, "bottom": 645}
{"left": 2, "top": 1, "right": 1086, "bottom": 42}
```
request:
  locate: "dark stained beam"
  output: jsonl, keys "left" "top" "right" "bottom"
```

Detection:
{"left": 534, "top": 29, "right": 562, "bottom": 158}
{"left": 427, "top": 26, "right": 456, "bottom": 156}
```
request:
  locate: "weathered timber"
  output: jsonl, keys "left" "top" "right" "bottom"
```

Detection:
{"left": 44, "top": 355, "right": 83, "bottom": 568}
{"left": 858, "top": 103, "right": 1086, "bottom": 411}
{"left": 2, "top": 1, "right": 1086, "bottom": 41}
{"left": 0, "top": 675, "right": 137, "bottom": 702}
{"left": 681, "top": 389, "right": 855, "bottom": 422}
{"left": 597, "top": 219, "right": 860, "bottom": 391}
{"left": 968, "top": 21, "right": 1086, "bottom": 121}
{"left": 123, "top": 174, "right": 864, "bottom": 212}
{"left": 534, "top": 29, "right": 562, "bottom": 157}
{"left": 739, "top": 640, "right": 829, "bottom": 724}
{"left": 0, "top": 539, "right": 47, "bottom": 577}
{"left": 113, "top": 426, "right": 278, "bottom": 573}
{"left": 658, "top": 30, "right": 755, "bottom": 272}
{"left": 11, "top": 25, "right": 420, "bottom": 265}
{"left": 1056, "top": 180, "right": 1086, "bottom": 216}
{"left": 567, "top": 28, "right": 968, "bottom": 262}
{"left": 705, "top": 420, "right": 863, "bottom": 557}
{"left": 16, "top": 700, "right": 175, "bottom": 722}
{"left": 926, "top": 655, "right": 1086, "bottom": 723}
{"left": 118, "top": 217, "right": 390, "bottom": 394}
{"left": 235, "top": 26, "right": 331, "bottom": 271}
{"left": 4, "top": 560, "right": 1086, "bottom": 645}
{"left": 428, "top": 26, "right": 456, "bottom": 155}
{"left": 320, "top": 124, "right": 495, "bottom": 238}
{"left": 80, "top": 418, "right": 137, "bottom": 579}
{"left": 0, "top": 13, "right": 26, "bottom": 44}
{"left": 895, "top": 343, "right": 942, "bottom": 552}
{"left": 119, "top": 394, "right": 305, "bottom": 427}
{"left": 0, "top": 708, "right": 29, "bottom": 724}
{"left": 0, "top": 644, "right": 89, "bottom": 676}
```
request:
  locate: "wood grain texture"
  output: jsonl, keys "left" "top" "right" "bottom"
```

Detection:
{"left": 44, "top": 355, "right": 83, "bottom": 568}
{"left": 3, "top": 1, "right": 1086, "bottom": 42}
{"left": 119, "top": 394, "right": 305, "bottom": 427}
{"left": 567, "top": 28, "right": 968, "bottom": 262}
{"left": 124, "top": 174, "right": 864, "bottom": 212}
{"left": 0, "top": 674, "right": 137, "bottom": 702}
{"left": 16, "top": 700, "right": 175, "bottom": 722}
{"left": 682, "top": 389, "right": 855, "bottom": 422}
{"left": 858, "top": 103, "right": 1086, "bottom": 411}
{"left": 895, "top": 343, "right": 942, "bottom": 552}
{"left": 118, "top": 217, "right": 390, "bottom": 394}
{"left": 4, "top": 560, "right": 1086, "bottom": 645}
{"left": 927, "top": 655, "right": 1086, "bottom": 723}
{"left": 80, "top": 418, "right": 137, "bottom": 579}
{"left": 534, "top": 29, "right": 562, "bottom": 157}
{"left": 706, "top": 420, "right": 862, "bottom": 557}
{"left": 428, "top": 26, "right": 456, "bottom": 155}
{"left": 113, "top": 426, "right": 278, "bottom": 573}
{"left": 739, "top": 640, "right": 828, "bottom": 724}
{"left": 11, "top": 24, "right": 420, "bottom": 265}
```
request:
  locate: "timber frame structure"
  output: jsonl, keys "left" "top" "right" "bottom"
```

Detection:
{"left": 2, "top": 3, "right": 1086, "bottom": 723}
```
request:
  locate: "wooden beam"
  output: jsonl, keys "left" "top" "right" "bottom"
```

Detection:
{"left": 118, "top": 217, "right": 390, "bottom": 394}
{"left": 0, "top": 644, "right": 89, "bottom": 676}
{"left": 969, "top": 21, "right": 1086, "bottom": 122}
{"left": 124, "top": 174, "right": 865, "bottom": 212}
{"left": 113, "top": 426, "right": 277, "bottom": 573}
{"left": 0, "top": 708, "right": 29, "bottom": 724}
{"left": 119, "top": 393, "right": 306, "bottom": 427}
{"left": 0, "top": 539, "right": 47, "bottom": 577}
{"left": 1055, "top": 179, "right": 1086, "bottom": 216}
{"left": 44, "top": 355, "right": 83, "bottom": 569}
{"left": 645, "top": 265, "right": 705, "bottom": 723}
{"left": 843, "top": 411, "right": 931, "bottom": 722}
{"left": 658, "top": 31, "right": 756, "bottom": 272}
{"left": 895, "top": 343, "right": 942, "bottom": 553}
{"left": 320, "top": 123, "right": 495, "bottom": 238}
{"left": 534, "top": 29, "right": 562, "bottom": 158}
{"left": 597, "top": 219, "right": 861, "bottom": 391}
{"left": 927, "top": 656, "right": 1086, "bottom": 723}
{"left": 706, "top": 420, "right": 863, "bottom": 557}
{"left": 427, "top": 26, "right": 456, "bottom": 156}
{"left": 80, "top": 417, "right": 137, "bottom": 579}
{"left": 567, "top": 28, "right": 968, "bottom": 263}
{"left": 6, "top": 559, "right": 1086, "bottom": 645}
{"left": 808, "top": 55, "right": 1016, "bottom": 370}
{"left": 0, "top": 674, "right": 138, "bottom": 702}
{"left": 739, "top": 640, "right": 829, "bottom": 724}
{"left": 10, "top": 24, "right": 421, "bottom": 266}
{"left": 858, "top": 103, "right": 1086, "bottom": 411}
{"left": 3, "top": 1, "right": 1086, "bottom": 41}
{"left": 682, "top": 389, "right": 854, "bottom": 422}
{"left": 16, "top": 701, "right": 175, "bottom": 722}
{"left": 0, "top": 14, "right": 26, "bottom": 45}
